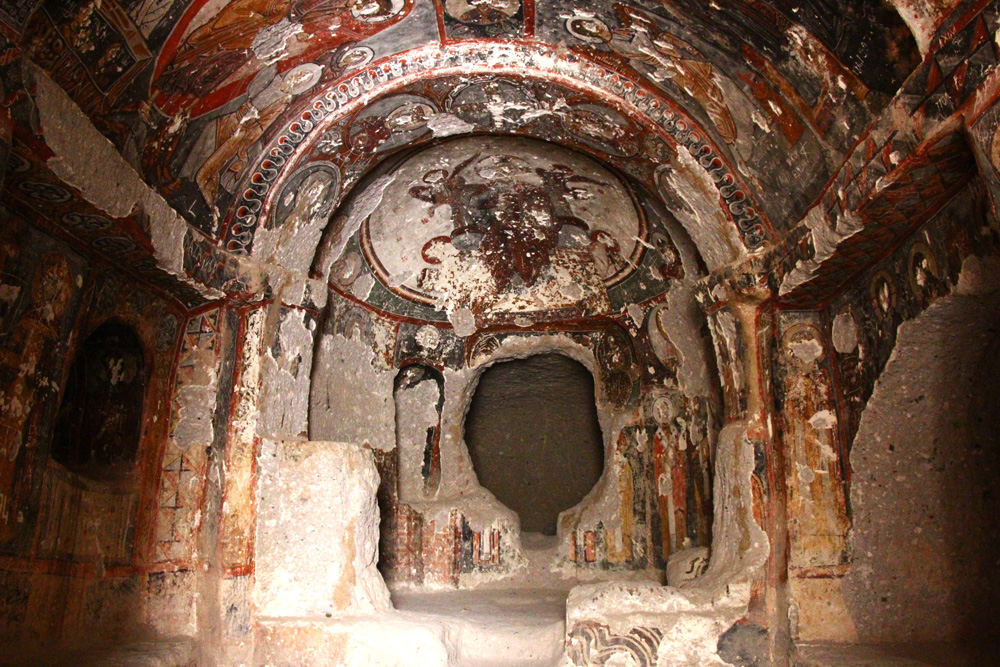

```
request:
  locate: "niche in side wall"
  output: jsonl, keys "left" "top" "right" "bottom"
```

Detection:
{"left": 51, "top": 320, "right": 146, "bottom": 481}
{"left": 394, "top": 363, "right": 445, "bottom": 502}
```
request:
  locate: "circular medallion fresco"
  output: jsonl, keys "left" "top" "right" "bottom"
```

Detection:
{"left": 363, "top": 136, "right": 645, "bottom": 307}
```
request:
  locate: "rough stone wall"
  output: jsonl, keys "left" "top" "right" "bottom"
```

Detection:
{"left": 841, "top": 276, "right": 1000, "bottom": 643}
{"left": 780, "top": 183, "right": 1000, "bottom": 644}
{"left": 302, "top": 131, "right": 725, "bottom": 593}
{"left": 309, "top": 292, "right": 397, "bottom": 451}
{"left": 310, "top": 296, "right": 528, "bottom": 589}
{"left": 0, "top": 3, "right": 976, "bottom": 664}
{"left": 310, "top": 298, "right": 722, "bottom": 590}
{"left": 464, "top": 353, "right": 604, "bottom": 536}
{"left": 830, "top": 187, "right": 997, "bottom": 460}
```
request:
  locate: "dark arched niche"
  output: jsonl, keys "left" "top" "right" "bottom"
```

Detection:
{"left": 52, "top": 321, "right": 146, "bottom": 479}
{"left": 394, "top": 363, "right": 445, "bottom": 500}
{"left": 464, "top": 354, "right": 604, "bottom": 535}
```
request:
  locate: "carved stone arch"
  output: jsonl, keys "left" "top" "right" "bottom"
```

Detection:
{"left": 223, "top": 43, "right": 773, "bottom": 269}
{"left": 393, "top": 362, "right": 445, "bottom": 502}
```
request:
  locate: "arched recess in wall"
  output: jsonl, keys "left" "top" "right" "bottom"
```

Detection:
{"left": 51, "top": 320, "right": 146, "bottom": 479}
{"left": 394, "top": 363, "right": 445, "bottom": 502}
{"left": 464, "top": 353, "right": 605, "bottom": 536}
{"left": 307, "top": 131, "right": 728, "bottom": 587}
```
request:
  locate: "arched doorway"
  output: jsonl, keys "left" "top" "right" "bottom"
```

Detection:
{"left": 464, "top": 353, "right": 604, "bottom": 536}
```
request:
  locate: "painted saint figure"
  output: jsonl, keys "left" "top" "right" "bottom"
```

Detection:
{"left": 393, "top": 364, "right": 444, "bottom": 500}
{"left": 0, "top": 254, "right": 74, "bottom": 544}
{"left": 148, "top": 0, "right": 407, "bottom": 207}
{"left": 193, "top": 65, "right": 320, "bottom": 204}
{"left": 155, "top": 0, "right": 401, "bottom": 103}
{"left": 411, "top": 154, "right": 605, "bottom": 292}
{"left": 567, "top": 8, "right": 737, "bottom": 144}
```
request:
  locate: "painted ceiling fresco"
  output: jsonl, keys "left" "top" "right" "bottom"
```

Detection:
{"left": 325, "top": 135, "right": 696, "bottom": 323}
{"left": 0, "top": 0, "right": 921, "bottom": 286}
{"left": 366, "top": 137, "right": 644, "bottom": 301}
{"left": 240, "top": 64, "right": 764, "bottom": 271}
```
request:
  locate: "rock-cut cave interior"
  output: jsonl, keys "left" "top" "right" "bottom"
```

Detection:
{"left": 1, "top": 1, "right": 999, "bottom": 666}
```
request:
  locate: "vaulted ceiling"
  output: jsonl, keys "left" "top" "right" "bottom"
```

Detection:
{"left": 0, "top": 0, "right": 990, "bottom": 312}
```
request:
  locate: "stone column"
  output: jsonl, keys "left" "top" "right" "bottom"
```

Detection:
{"left": 253, "top": 439, "right": 393, "bottom": 665}
{"left": 214, "top": 290, "right": 327, "bottom": 665}
{"left": 206, "top": 303, "right": 266, "bottom": 667}
{"left": 144, "top": 307, "right": 225, "bottom": 637}
{"left": 703, "top": 282, "right": 790, "bottom": 667}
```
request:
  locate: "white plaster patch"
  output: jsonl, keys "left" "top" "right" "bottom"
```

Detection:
{"left": 657, "top": 614, "right": 733, "bottom": 667}
{"left": 260, "top": 307, "right": 315, "bottom": 439}
{"left": 832, "top": 310, "right": 859, "bottom": 354}
{"left": 751, "top": 110, "right": 771, "bottom": 132}
{"left": 314, "top": 174, "right": 395, "bottom": 281}
{"left": 788, "top": 337, "right": 823, "bottom": 366}
{"left": 666, "top": 547, "right": 710, "bottom": 586}
{"left": 415, "top": 325, "right": 441, "bottom": 351}
{"left": 712, "top": 309, "right": 743, "bottom": 398}
{"left": 626, "top": 303, "right": 645, "bottom": 328}
{"left": 32, "top": 66, "right": 240, "bottom": 299}
{"left": 257, "top": 168, "right": 338, "bottom": 276}
{"left": 309, "top": 333, "right": 396, "bottom": 450}
{"left": 448, "top": 307, "right": 477, "bottom": 338}
{"left": 888, "top": 0, "right": 947, "bottom": 55}
{"left": 657, "top": 148, "right": 744, "bottom": 270}
{"left": 663, "top": 286, "right": 715, "bottom": 398}
{"left": 426, "top": 112, "right": 476, "bottom": 137}
{"left": 808, "top": 409, "right": 837, "bottom": 430}
{"left": 780, "top": 206, "right": 863, "bottom": 296}
{"left": 252, "top": 18, "right": 305, "bottom": 63}
{"left": 396, "top": 379, "right": 442, "bottom": 502}
{"left": 350, "top": 271, "right": 376, "bottom": 301}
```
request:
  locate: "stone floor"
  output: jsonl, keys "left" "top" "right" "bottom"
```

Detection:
{"left": 0, "top": 638, "right": 195, "bottom": 667}
{"left": 386, "top": 533, "right": 666, "bottom": 667}
{"left": 388, "top": 534, "right": 570, "bottom": 667}
{"left": 392, "top": 588, "right": 568, "bottom": 667}
{"left": 795, "top": 642, "right": 1000, "bottom": 667}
